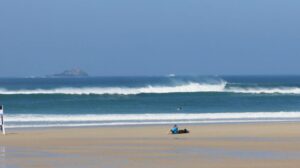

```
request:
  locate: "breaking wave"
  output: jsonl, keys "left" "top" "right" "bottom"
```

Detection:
{"left": 0, "top": 82, "right": 226, "bottom": 95}
{"left": 2, "top": 81, "right": 300, "bottom": 95}
{"left": 227, "top": 87, "right": 300, "bottom": 94}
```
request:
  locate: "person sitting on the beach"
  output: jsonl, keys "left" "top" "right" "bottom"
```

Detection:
{"left": 178, "top": 128, "right": 189, "bottom": 134}
{"left": 170, "top": 125, "right": 189, "bottom": 134}
{"left": 170, "top": 124, "right": 179, "bottom": 134}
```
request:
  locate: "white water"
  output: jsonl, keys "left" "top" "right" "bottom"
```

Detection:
{"left": 227, "top": 87, "right": 300, "bottom": 94}
{"left": 2, "top": 81, "right": 300, "bottom": 95}
{"left": 5, "top": 112, "right": 300, "bottom": 128}
{"left": 0, "top": 82, "right": 226, "bottom": 95}
{"left": 5, "top": 119, "right": 295, "bottom": 128}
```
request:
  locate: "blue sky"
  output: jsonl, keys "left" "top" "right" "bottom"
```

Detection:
{"left": 0, "top": 0, "right": 300, "bottom": 77}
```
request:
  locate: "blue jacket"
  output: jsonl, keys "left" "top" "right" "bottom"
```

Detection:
{"left": 171, "top": 127, "right": 178, "bottom": 134}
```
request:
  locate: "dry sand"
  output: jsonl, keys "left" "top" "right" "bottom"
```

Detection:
{"left": 1, "top": 123, "right": 300, "bottom": 168}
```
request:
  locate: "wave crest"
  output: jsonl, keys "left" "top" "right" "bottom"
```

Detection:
{"left": 0, "top": 82, "right": 226, "bottom": 95}
{"left": 227, "top": 87, "right": 300, "bottom": 94}
{"left": 2, "top": 82, "right": 300, "bottom": 95}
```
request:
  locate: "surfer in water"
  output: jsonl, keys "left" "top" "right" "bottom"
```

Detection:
{"left": 177, "top": 107, "right": 182, "bottom": 111}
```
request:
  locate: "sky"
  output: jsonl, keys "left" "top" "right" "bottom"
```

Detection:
{"left": 0, "top": 0, "right": 300, "bottom": 77}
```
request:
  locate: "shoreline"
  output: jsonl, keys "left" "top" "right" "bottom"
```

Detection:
{"left": 4, "top": 119, "right": 300, "bottom": 131}
{"left": 2, "top": 122, "right": 300, "bottom": 167}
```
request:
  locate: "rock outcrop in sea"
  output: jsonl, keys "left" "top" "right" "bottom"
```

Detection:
{"left": 48, "top": 69, "right": 89, "bottom": 77}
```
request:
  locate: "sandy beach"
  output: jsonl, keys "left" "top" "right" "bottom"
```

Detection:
{"left": 1, "top": 123, "right": 300, "bottom": 168}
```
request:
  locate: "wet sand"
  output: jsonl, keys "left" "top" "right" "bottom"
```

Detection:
{"left": 1, "top": 123, "right": 300, "bottom": 168}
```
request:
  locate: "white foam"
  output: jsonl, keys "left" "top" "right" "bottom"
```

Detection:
{"left": 4, "top": 112, "right": 300, "bottom": 128}
{"left": 5, "top": 119, "right": 296, "bottom": 128}
{"left": 5, "top": 112, "right": 300, "bottom": 123}
{"left": 227, "top": 87, "right": 300, "bottom": 94}
{"left": 0, "top": 82, "right": 226, "bottom": 95}
{"left": 2, "top": 81, "right": 300, "bottom": 95}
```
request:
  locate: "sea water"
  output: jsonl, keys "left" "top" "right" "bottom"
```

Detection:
{"left": 1, "top": 75, "right": 300, "bottom": 128}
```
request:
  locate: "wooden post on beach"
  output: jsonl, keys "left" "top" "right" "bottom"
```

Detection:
{"left": 0, "top": 105, "right": 5, "bottom": 135}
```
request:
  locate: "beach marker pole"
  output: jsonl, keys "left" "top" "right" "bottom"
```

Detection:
{"left": 0, "top": 105, "right": 5, "bottom": 135}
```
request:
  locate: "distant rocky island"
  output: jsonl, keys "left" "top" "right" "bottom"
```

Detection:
{"left": 47, "top": 69, "right": 89, "bottom": 78}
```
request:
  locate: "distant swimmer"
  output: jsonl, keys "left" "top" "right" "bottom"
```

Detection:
{"left": 177, "top": 107, "right": 182, "bottom": 111}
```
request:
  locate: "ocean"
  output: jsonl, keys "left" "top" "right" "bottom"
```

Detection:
{"left": 1, "top": 75, "right": 300, "bottom": 128}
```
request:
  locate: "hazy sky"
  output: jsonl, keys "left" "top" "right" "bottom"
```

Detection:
{"left": 1, "top": 0, "right": 300, "bottom": 77}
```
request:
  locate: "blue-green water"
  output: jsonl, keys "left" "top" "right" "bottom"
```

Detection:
{"left": 1, "top": 76, "right": 300, "bottom": 128}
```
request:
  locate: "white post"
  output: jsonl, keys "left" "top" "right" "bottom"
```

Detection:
{"left": 0, "top": 105, "right": 4, "bottom": 135}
